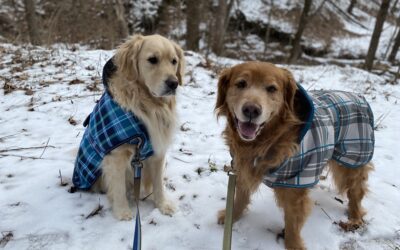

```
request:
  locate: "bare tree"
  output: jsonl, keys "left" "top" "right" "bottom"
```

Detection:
{"left": 347, "top": 0, "right": 357, "bottom": 15}
{"left": 262, "top": 0, "right": 274, "bottom": 57}
{"left": 365, "top": 0, "right": 391, "bottom": 71}
{"left": 388, "top": 25, "right": 400, "bottom": 62}
{"left": 391, "top": 0, "right": 399, "bottom": 13}
{"left": 113, "top": 0, "right": 129, "bottom": 40}
{"left": 288, "top": 0, "right": 312, "bottom": 64}
{"left": 186, "top": 0, "right": 201, "bottom": 51}
{"left": 24, "top": 0, "right": 41, "bottom": 45}
{"left": 211, "top": 0, "right": 234, "bottom": 55}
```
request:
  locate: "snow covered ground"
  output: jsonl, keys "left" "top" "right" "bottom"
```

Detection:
{"left": 0, "top": 44, "right": 400, "bottom": 250}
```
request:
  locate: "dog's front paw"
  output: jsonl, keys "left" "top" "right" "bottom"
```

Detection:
{"left": 113, "top": 207, "right": 133, "bottom": 221}
{"left": 156, "top": 199, "right": 176, "bottom": 216}
{"left": 217, "top": 209, "right": 226, "bottom": 224}
{"left": 336, "top": 219, "right": 364, "bottom": 232}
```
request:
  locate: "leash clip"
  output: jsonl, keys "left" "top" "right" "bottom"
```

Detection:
{"left": 131, "top": 137, "right": 144, "bottom": 174}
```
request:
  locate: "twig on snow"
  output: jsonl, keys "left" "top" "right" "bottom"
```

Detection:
{"left": 59, "top": 169, "right": 68, "bottom": 186}
{"left": 0, "top": 145, "right": 55, "bottom": 153}
{"left": 320, "top": 207, "right": 333, "bottom": 221}
{"left": 0, "top": 231, "right": 14, "bottom": 247}
{"left": 374, "top": 111, "right": 391, "bottom": 130}
{"left": 171, "top": 156, "right": 191, "bottom": 163}
{"left": 86, "top": 199, "right": 103, "bottom": 219}
{"left": 0, "top": 153, "right": 43, "bottom": 160}
{"left": 39, "top": 138, "right": 50, "bottom": 159}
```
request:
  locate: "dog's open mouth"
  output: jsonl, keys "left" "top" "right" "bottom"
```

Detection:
{"left": 235, "top": 117, "right": 264, "bottom": 141}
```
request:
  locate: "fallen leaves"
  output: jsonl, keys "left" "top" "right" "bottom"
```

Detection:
{"left": 68, "top": 116, "right": 78, "bottom": 126}
{"left": 69, "top": 78, "right": 84, "bottom": 85}
{"left": 0, "top": 231, "right": 13, "bottom": 247}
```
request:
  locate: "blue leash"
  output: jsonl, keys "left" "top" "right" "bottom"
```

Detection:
{"left": 131, "top": 139, "right": 143, "bottom": 250}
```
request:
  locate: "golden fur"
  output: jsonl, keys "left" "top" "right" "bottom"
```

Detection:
{"left": 215, "top": 61, "right": 372, "bottom": 249}
{"left": 92, "top": 34, "right": 185, "bottom": 220}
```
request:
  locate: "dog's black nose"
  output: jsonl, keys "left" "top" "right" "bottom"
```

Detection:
{"left": 165, "top": 79, "right": 178, "bottom": 91}
{"left": 242, "top": 103, "right": 261, "bottom": 119}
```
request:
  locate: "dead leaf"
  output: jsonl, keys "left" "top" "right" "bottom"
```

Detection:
{"left": 68, "top": 117, "right": 78, "bottom": 126}
{"left": 180, "top": 123, "right": 190, "bottom": 132}
{"left": 85, "top": 204, "right": 103, "bottom": 219}
{"left": 25, "top": 89, "right": 34, "bottom": 95}
{"left": 69, "top": 78, "right": 84, "bottom": 85}
{"left": 0, "top": 231, "right": 13, "bottom": 247}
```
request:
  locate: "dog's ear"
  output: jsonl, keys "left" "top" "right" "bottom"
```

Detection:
{"left": 281, "top": 68, "right": 297, "bottom": 113}
{"left": 114, "top": 34, "right": 144, "bottom": 81}
{"left": 215, "top": 68, "right": 232, "bottom": 117}
{"left": 173, "top": 42, "right": 186, "bottom": 85}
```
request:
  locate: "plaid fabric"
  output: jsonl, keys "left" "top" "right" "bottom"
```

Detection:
{"left": 73, "top": 91, "right": 154, "bottom": 189}
{"left": 263, "top": 84, "right": 374, "bottom": 188}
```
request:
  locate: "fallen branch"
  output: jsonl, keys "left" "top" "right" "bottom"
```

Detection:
{"left": 0, "top": 153, "right": 51, "bottom": 160}
{"left": 0, "top": 144, "right": 55, "bottom": 153}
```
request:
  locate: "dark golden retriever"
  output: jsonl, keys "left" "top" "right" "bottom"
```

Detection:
{"left": 215, "top": 61, "right": 373, "bottom": 249}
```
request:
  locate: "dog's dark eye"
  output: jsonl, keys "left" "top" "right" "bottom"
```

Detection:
{"left": 148, "top": 56, "right": 158, "bottom": 64}
{"left": 266, "top": 85, "right": 277, "bottom": 93}
{"left": 172, "top": 58, "right": 177, "bottom": 65}
{"left": 236, "top": 80, "right": 247, "bottom": 89}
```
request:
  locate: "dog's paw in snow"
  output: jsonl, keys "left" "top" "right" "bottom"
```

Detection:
{"left": 113, "top": 207, "right": 133, "bottom": 221}
{"left": 217, "top": 209, "right": 226, "bottom": 224}
{"left": 156, "top": 199, "right": 176, "bottom": 216}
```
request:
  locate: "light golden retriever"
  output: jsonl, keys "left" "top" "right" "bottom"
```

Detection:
{"left": 93, "top": 34, "right": 185, "bottom": 220}
{"left": 215, "top": 61, "right": 373, "bottom": 249}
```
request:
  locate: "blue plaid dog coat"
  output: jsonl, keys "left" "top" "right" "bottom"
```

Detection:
{"left": 73, "top": 59, "right": 153, "bottom": 189}
{"left": 262, "top": 84, "right": 374, "bottom": 188}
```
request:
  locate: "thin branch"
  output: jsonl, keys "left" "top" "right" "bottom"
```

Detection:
{"left": 326, "top": 0, "right": 369, "bottom": 30}
{"left": 321, "top": 207, "right": 333, "bottom": 221}
{"left": 0, "top": 133, "right": 22, "bottom": 141}
{"left": 39, "top": 138, "right": 50, "bottom": 159}
{"left": 171, "top": 156, "right": 191, "bottom": 163}
{"left": 374, "top": 111, "right": 391, "bottom": 130}
{"left": 0, "top": 153, "right": 43, "bottom": 160}
{"left": 309, "top": 0, "right": 328, "bottom": 18}
{"left": 0, "top": 145, "right": 55, "bottom": 153}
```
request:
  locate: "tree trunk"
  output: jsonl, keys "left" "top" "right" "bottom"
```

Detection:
{"left": 157, "top": 0, "right": 177, "bottom": 36}
{"left": 263, "top": 0, "right": 274, "bottom": 58}
{"left": 389, "top": 26, "right": 400, "bottom": 62}
{"left": 347, "top": 0, "right": 357, "bottom": 15}
{"left": 24, "top": 0, "right": 41, "bottom": 45}
{"left": 365, "top": 0, "right": 391, "bottom": 71}
{"left": 288, "top": 0, "right": 312, "bottom": 64}
{"left": 186, "top": 0, "right": 201, "bottom": 51}
{"left": 211, "top": 0, "right": 234, "bottom": 56}
{"left": 391, "top": 0, "right": 399, "bottom": 13}
{"left": 113, "top": 0, "right": 129, "bottom": 40}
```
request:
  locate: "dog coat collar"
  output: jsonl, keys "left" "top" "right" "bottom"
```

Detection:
{"left": 261, "top": 84, "right": 375, "bottom": 188}
{"left": 72, "top": 59, "right": 153, "bottom": 190}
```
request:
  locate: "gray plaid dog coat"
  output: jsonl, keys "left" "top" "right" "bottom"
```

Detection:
{"left": 262, "top": 84, "right": 374, "bottom": 188}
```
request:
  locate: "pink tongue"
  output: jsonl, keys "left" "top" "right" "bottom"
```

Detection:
{"left": 238, "top": 121, "right": 259, "bottom": 138}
